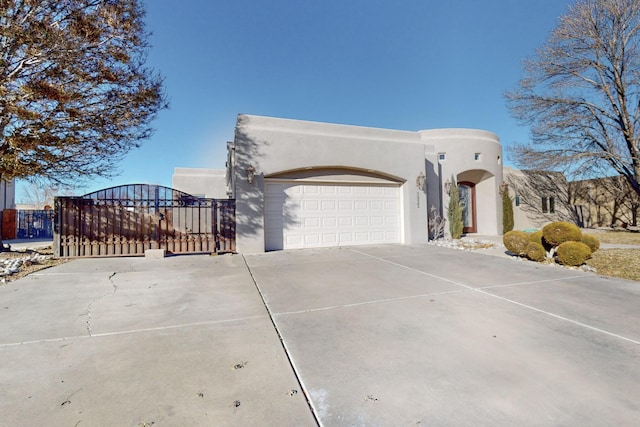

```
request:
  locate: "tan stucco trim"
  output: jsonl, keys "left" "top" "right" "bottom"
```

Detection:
{"left": 265, "top": 166, "right": 406, "bottom": 184}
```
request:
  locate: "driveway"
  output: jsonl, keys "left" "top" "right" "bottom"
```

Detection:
{"left": 1, "top": 245, "right": 639, "bottom": 426}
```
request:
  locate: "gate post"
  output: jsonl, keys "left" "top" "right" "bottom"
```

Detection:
{"left": 212, "top": 200, "right": 219, "bottom": 253}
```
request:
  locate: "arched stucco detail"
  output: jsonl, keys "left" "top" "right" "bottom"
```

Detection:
{"left": 265, "top": 166, "right": 406, "bottom": 184}
{"left": 457, "top": 169, "right": 493, "bottom": 185}
{"left": 455, "top": 169, "right": 499, "bottom": 235}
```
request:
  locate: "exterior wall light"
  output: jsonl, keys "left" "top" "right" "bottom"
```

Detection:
{"left": 444, "top": 179, "right": 452, "bottom": 193}
{"left": 246, "top": 164, "right": 256, "bottom": 184}
{"left": 416, "top": 172, "right": 426, "bottom": 191}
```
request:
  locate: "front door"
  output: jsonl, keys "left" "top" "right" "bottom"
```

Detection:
{"left": 458, "top": 182, "right": 476, "bottom": 234}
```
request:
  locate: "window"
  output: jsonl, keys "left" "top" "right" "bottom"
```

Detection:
{"left": 515, "top": 195, "right": 520, "bottom": 207}
{"left": 438, "top": 153, "right": 446, "bottom": 161}
{"left": 542, "top": 196, "right": 555, "bottom": 213}
{"left": 474, "top": 153, "right": 481, "bottom": 161}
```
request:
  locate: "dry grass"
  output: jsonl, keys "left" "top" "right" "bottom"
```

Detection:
{"left": 580, "top": 230, "right": 640, "bottom": 281}
{"left": 586, "top": 249, "right": 640, "bottom": 282}
{"left": 582, "top": 229, "right": 640, "bottom": 245}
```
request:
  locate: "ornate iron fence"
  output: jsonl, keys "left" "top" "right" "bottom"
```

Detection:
{"left": 17, "top": 209, "right": 55, "bottom": 239}
{"left": 54, "top": 184, "right": 235, "bottom": 257}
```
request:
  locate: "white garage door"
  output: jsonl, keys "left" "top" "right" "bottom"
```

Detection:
{"left": 264, "top": 181, "right": 402, "bottom": 250}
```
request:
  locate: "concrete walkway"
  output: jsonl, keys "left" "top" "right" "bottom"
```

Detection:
{"left": 1, "top": 244, "right": 639, "bottom": 426}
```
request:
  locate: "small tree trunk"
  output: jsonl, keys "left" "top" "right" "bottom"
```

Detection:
{"left": 0, "top": 172, "right": 5, "bottom": 252}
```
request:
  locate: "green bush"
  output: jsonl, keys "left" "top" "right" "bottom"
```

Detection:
{"left": 503, "top": 230, "right": 530, "bottom": 256}
{"left": 529, "top": 230, "right": 543, "bottom": 245}
{"left": 556, "top": 241, "right": 592, "bottom": 266}
{"left": 542, "top": 221, "right": 582, "bottom": 247}
{"left": 447, "top": 176, "right": 463, "bottom": 240}
{"left": 581, "top": 234, "right": 600, "bottom": 253}
{"left": 502, "top": 189, "right": 514, "bottom": 234}
{"left": 525, "top": 242, "right": 546, "bottom": 262}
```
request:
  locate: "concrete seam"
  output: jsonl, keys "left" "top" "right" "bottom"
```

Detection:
{"left": 476, "top": 274, "right": 589, "bottom": 290}
{"left": 274, "top": 289, "right": 467, "bottom": 317}
{"left": 350, "top": 249, "right": 640, "bottom": 346}
{"left": 0, "top": 315, "right": 269, "bottom": 348}
{"left": 241, "top": 254, "right": 322, "bottom": 427}
{"left": 475, "top": 288, "right": 640, "bottom": 345}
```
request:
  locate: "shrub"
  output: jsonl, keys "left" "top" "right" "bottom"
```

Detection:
{"left": 502, "top": 188, "right": 514, "bottom": 234}
{"left": 525, "top": 242, "right": 546, "bottom": 262}
{"left": 503, "top": 230, "right": 530, "bottom": 256}
{"left": 529, "top": 230, "right": 543, "bottom": 245}
{"left": 542, "top": 221, "right": 582, "bottom": 246}
{"left": 556, "top": 241, "right": 592, "bottom": 266}
{"left": 447, "top": 176, "right": 463, "bottom": 240}
{"left": 581, "top": 234, "right": 600, "bottom": 253}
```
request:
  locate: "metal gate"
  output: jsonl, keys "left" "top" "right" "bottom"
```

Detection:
{"left": 18, "top": 209, "right": 55, "bottom": 239}
{"left": 54, "top": 184, "right": 235, "bottom": 257}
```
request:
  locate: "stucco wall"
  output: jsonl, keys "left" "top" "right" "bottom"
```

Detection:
{"left": 230, "top": 114, "right": 502, "bottom": 253}
{"left": 419, "top": 129, "right": 503, "bottom": 236}
{"left": 172, "top": 168, "right": 228, "bottom": 199}
{"left": 504, "top": 167, "right": 571, "bottom": 230}
{"left": 232, "top": 115, "right": 429, "bottom": 253}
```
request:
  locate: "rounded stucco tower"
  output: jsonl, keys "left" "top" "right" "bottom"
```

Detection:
{"left": 420, "top": 129, "right": 502, "bottom": 236}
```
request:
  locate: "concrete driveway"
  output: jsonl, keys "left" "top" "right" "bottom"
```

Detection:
{"left": 1, "top": 245, "right": 639, "bottom": 426}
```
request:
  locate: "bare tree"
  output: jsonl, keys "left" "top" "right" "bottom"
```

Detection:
{"left": 506, "top": 0, "right": 640, "bottom": 197}
{"left": 571, "top": 175, "right": 640, "bottom": 226}
{"left": 506, "top": 169, "right": 584, "bottom": 226}
{"left": 0, "top": 0, "right": 167, "bottom": 185}
{"left": 0, "top": 0, "right": 167, "bottom": 250}
{"left": 19, "top": 181, "right": 75, "bottom": 209}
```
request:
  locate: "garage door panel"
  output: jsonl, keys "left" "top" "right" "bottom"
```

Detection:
{"left": 265, "top": 182, "right": 401, "bottom": 250}
{"left": 321, "top": 200, "right": 336, "bottom": 210}
{"left": 338, "top": 201, "right": 353, "bottom": 210}
{"left": 338, "top": 217, "right": 353, "bottom": 226}
{"left": 303, "top": 186, "right": 318, "bottom": 194}
{"left": 303, "top": 217, "right": 320, "bottom": 227}
{"left": 354, "top": 216, "right": 369, "bottom": 226}
{"left": 322, "top": 234, "right": 337, "bottom": 244}
{"left": 370, "top": 216, "right": 384, "bottom": 226}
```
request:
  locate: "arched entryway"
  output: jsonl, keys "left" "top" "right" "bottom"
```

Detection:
{"left": 458, "top": 181, "right": 476, "bottom": 233}
{"left": 455, "top": 169, "right": 499, "bottom": 236}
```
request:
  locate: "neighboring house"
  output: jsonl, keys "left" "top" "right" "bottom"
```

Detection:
{"left": 503, "top": 167, "right": 574, "bottom": 230}
{"left": 1, "top": 178, "right": 16, "bottom": 240}
{"left": 571, "top": 175, "right": 639, "bottom": 228}
{"left": 215, "top": 114, "right": 503, "bottom": 253}
{"left": 172, "top": 168, "right": 229, "bottom": 199}
{"left": 0, "top": 178, "right": 15, "bottom": 212}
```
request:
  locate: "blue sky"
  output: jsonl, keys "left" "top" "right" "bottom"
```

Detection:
{"left": 19, "top": 0, "right": 574, "bottom": 199}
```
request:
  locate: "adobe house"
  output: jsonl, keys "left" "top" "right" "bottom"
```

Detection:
{"left": 503, "top": 166, "right": 574, "bottom": 230}
{"left": 175, "top": 114, "right": 503, "bottom": 253}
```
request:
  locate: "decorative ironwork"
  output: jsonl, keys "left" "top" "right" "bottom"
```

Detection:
{"left": 18, "top": 210, "right": 55, "bottom": 239}
{"left": 54, "top": 184, "right": 235, "bottom": 257}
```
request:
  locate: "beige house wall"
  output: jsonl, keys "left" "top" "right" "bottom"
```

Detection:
{"left": 229, "top": 115, "right": 503, "bottom": 253}
{"left": 172, "top": 168, "right": 229, "bottom": 199}
{"left": 503, "top": 167, "right": 573, "bottom": 230}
